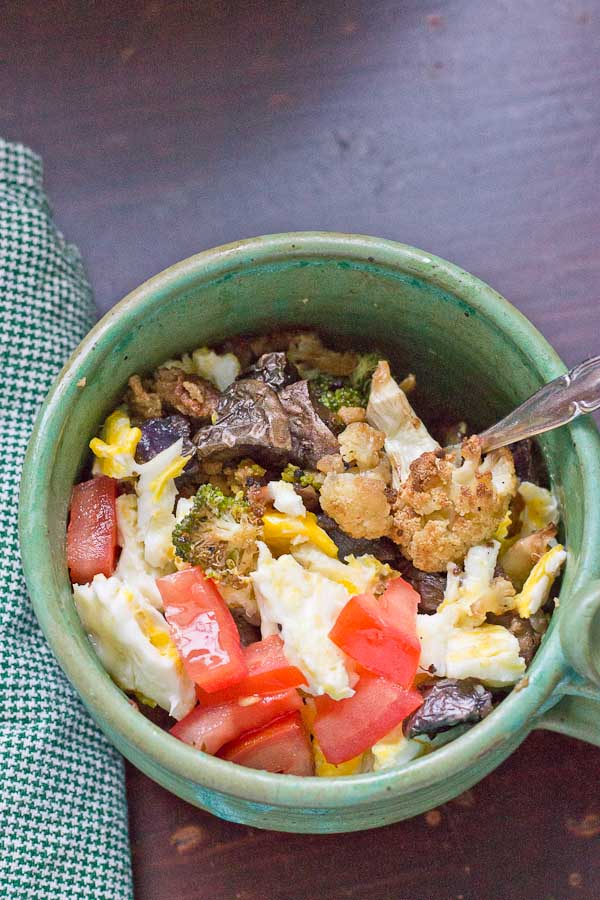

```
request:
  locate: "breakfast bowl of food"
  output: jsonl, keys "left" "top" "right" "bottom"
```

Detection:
{"left": 19, "top": 232, "right": 600, "bottom": 833}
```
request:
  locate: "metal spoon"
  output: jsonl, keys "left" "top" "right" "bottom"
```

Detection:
{"left": 474, "top": 356, "right": 600, "bottom": 453}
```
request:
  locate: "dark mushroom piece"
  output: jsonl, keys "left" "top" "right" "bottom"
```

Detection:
{"left": 278, "top": 380, "right": 339, "bottom": 468}
{"left": 396, "top": 559, "right": 447, "bottom": 614}
{"left": 487, "top": 610, "right": 549, "bottom": 666}
{"left": 316, "top": 513, "right": 400, "bottom": 563}
{"left": 135, "top": 415, "right": 195, "bottom": 463}
{"left": 244, "top": 352, "right": 300, "bottom": 392}
{"left": 403, "top": 678, "right": 493, "bottom": 739}
{"left": 193, "top": 379, "right": 292, "bottom": 466}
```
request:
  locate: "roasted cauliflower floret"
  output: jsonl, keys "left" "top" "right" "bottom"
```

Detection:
{"left": 286, "top": 332, "right": 358, "bottom": 377}
{"left": 319, "top": 471, "right": 392, "bottom": 539}
{"left": 366, "top": 361, "right": 439, "bottom": 489}
{"left": 391, "top": 435, "right": 517, "bottom": 572}
{"left": 338, "top": 422, "right": 386, "bottom": 471}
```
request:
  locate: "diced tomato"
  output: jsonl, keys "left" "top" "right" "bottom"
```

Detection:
{"left": 218, "top": 712, "right": 314, "bottom": 775}
{"left": 157, "top": 568, "right": 247, "bottom": 693}
{"left": 67, "top": 476, "right": 118, "bottom": 584}
{"left": 170, "top": 689, "right": 302, "bottom": 755}
{"left": 313, "top": 672, "right": 423, "bottom": 765}
{"left": 329, "top": 577, "right": 421, "bottom": 687}
{"left": 196, "top": 635, "right": 307, "bottom": 706}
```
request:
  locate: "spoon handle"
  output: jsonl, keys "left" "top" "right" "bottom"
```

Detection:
{"left": 478, "top": 356, "right": 600, "bottom": 453}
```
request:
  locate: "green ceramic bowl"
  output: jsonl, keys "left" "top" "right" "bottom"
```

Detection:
{"left": 19, "top": 232, "right": 600, "bottom": 833}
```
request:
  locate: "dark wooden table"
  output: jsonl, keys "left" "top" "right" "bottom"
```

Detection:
{"left": 3, "top": 1, "right": 600, "bottom": 897}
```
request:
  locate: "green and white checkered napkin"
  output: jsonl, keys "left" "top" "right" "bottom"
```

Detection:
{"left": 0, "top": 140, "right": 133, "bottom": 899}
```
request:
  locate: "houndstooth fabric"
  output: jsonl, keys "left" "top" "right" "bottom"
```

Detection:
{"left": 0, "top": 140, "right": 133, "bottom": 899}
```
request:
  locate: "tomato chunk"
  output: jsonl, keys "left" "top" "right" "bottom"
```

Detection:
{"left": 196, "top": 635, "right": 307, "bottom": 706}
{"left": 157, "top": 568, "right": 247, "bottom": 693}
{"left": 329, "top": 577, "right": 421, "bottom": 687}
{"left": 219, "top": 712, "right": 314, "bottom": 775}
{"left": 67, "top": 476, "right": 118, "bottom": 584}
{"left": 313, "top": 672, "right": 423, "bottom": 765}
{"left": 170, "top": 689, "right": 302, "bottom": 755}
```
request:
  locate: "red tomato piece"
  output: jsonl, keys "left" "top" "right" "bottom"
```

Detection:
{"left": 196, "top": 635, "right": 307, "bottom": 706}
{"left": 219, "top": 712, "right": 314, "bottom": 775}
{"left": 67, "top": 476, "right": 118, "bottom": 584}
{"left": 313, "top": 672, "right": 423, "bottom": 764}
{"left": 170, "top": 689, "right": 302, "bottom": 755}
{"left": 157, "top": 568, "right": 247, "bottom": 693}
{"left": 329, "top": 577, "right": 421, "bottom": 687}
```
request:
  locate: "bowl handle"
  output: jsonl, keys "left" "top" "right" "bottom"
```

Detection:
{"left": 537, "top": 580, "right": 600, "bottom": 746}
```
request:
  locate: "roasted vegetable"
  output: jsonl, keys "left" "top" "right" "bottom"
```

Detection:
{"left": 280, "top": 462, "right": 324, "bottom": 491}
{"left": 154, "top": 366, "right": 220, "bottom": 420}
{"left": 319, "top": 471, "right": 392, "bottom": 540}
{"left": 312, "top": 376, "right": 365, "bottom": 413}
{"left": 194, "top": 380, "right": 292, "bottom": 464}
{"left": 487, "top": 610, "right": 549, "bottom": 666}
{"left": 500, "top": 524, "right": 557, "bottom": 589}
{"left": 403, "top": 678, "right": 493, "bottom": 738}
{"left": 278, "top": 380, "right": 339, "bottom": 468}
{"left": 171, "top": 484, "right": 262, "bottom": 589}
{"left": 286, "top": 332, "right": 358, "bottom": 377}
{"left": 245, "top": 351, "right": 300, "bottom": 391}
{"left": 349, "top": 351, "right": 380, "bottom": 397}
{"left": 135, "top": 415, "right": 195, "bottom": 464}
{"left": 396, "top": 559, "right": 446, "bottom": 614}
{"left": 316, "top": 513, "right": 400, "bottom": 563}
{"left": 366, "top": 361, "right": 439, "bottom": 488}
{"left": 392, "top": 436, "right": 517, "bottom": 572}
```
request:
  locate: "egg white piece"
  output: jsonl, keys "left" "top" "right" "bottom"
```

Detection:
{"left": 251, "top": 542, "right": 354, "bottom": 700}
{"left": 267, "top": 480, "right": 307, "bottom": 518}
{"left": 446, "top": 624, "right": 525, "bottom": 686}
{"left": 291, "top": 542, "right": 395, "bottom": 595}
{"left": 371, "top": 724, "right": 429, "bottom": 771}
{"left": 115, "top": 493, "right": 169, "bottom": 609}
{"left": 518, "top": 482, "right": 559, "bottom": 536}
{"left": 135, "top": 438, "right": 191, "bottom": 569}
{"left": 515, "top": 544, "right": 567, "bottom": 618}
{"left": 74, "top": 574, "right": 195, "bottom": 720}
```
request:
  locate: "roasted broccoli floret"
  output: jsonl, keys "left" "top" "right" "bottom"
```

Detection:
{"left": 311, "top": 375, "right": 364, "bottom": 412}
{"left": 349, "top": 352, "right": 380, "bottom": 397}
{"left": 311, "top": 353, "right": 383, "bottom": 411}
{"left": 172, "top": 484, "right": 261, "bottom": 583}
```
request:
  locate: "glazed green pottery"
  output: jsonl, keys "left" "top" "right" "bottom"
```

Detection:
{"left": 19, "top": 233, "right": 600, "bottom": 833}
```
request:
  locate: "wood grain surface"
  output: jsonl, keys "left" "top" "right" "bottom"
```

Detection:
{"left": 3, "top": 1, "right": 600, "bottom": 898}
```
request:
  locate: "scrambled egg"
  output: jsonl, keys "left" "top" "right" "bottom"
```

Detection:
{"left": 114, "top": 494, "right": 169, "bottom": 609}
{"left": 90, "top": 409, "right": 141, "bottom": 478}
{"left": 517, "top": 482, "right": 559, "bottom": 536}
{"left": 417, "top": 542, "right": 526, "bottom": 687}
{"left": 135, "top": 438, "right": 192, "bottom": 569}
{"left": 370, "top": 724, "right": 429, "bottom": 771}
{"left": 291, "top": 542, "right": 395, "bottom": 596}
{"left": 251, "top": 542, "right": 354, "bottom": 700}
{"left": 262, "top": 511, "right": 338, "bottom": 558}
{"left": 267, "top": 480, "right": 307, "bottom": 518}
{"left": 515, "top": 544, "right": 567, "bottom": 618}
{"left": 445, "top": 625, "right": 525, "bottom": 686}
{"left": 439, "top": 541, "right": 515, "bottom": 627}
{"left": 73, "top": 574, "right": 195, "bottom": 719}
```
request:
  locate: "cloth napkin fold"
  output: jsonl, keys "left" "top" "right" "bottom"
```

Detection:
{"left": 0, "top": 140, "right": 133, "bottom": 900}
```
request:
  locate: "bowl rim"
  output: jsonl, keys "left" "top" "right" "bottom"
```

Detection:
{"left": 19, "top": 231, "right": 600, "bottom": 808}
